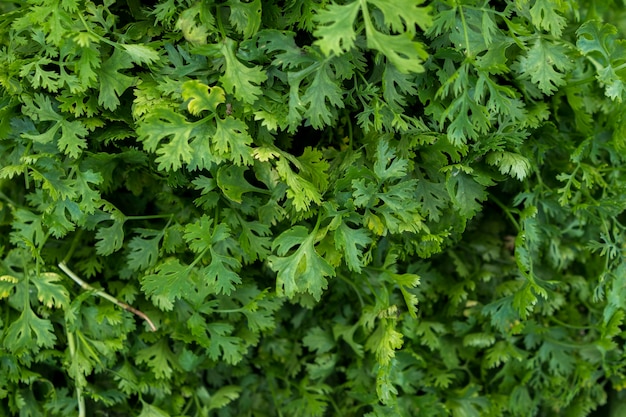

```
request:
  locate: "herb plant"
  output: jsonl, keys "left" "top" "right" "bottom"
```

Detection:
{"left": 1, "top": 0, "right": 626, "bottom": 416}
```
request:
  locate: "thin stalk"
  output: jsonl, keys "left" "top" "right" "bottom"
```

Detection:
{"left": 337, "top": 274, "right": 366, "bottom": 308}
{"left": 549, "top": 316, "right": 593, "bottom": 331}
{"left": 58, "top": 261, "right": 157, "bottom": 332}
{"left": 66, "top": 329, "right": 86, "bottom": 417}
{"left": 62, "top": 229, "right": 84, "bottom": 264}
{"left": 267, "top": 375, "right": 285, "bottom": 417}
{"left": 214, "top": 307, "right": 245, "bottom": 314}
{"left": 125, "top": 214, "right": 173, "bottom": 221}
{"left": 347, "top": 114, "right": 354, "bottom": 148}
{"left": 216, "top": 4, "right": 227, "bottom": 39}
{"left": 457, "top": 2, "right": 473, "bottom": 57}
{"left": 489, "top": 193, "right": 521, "bottom": 232}
{"left": 0, "top": 190, "right": 18, "bottom": 208}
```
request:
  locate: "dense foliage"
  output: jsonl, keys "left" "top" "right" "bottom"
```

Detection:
{"left": 2, "top": 0, "right": 626, "bottom": 415}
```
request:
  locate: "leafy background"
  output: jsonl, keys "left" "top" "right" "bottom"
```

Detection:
{"left": 1, "top": 0, "right": 626, "bottom": 416}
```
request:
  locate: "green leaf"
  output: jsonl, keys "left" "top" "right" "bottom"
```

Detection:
{"left": 518, "top": 38, "right": 573, "bottom": 95}
{"left": 446, "top": 385, "right": 490, "bottom": 417}
{"left": 486, "top": 151, "right": 532, "bottom": 180}
{"left": 220, "top": 38, "right": 267, "bottom": 104}
{"left": 414, "top": 321, "right": 445, "bottom": 350}
{"left": 301, "top": 63, "right": 344, "bottom": 129}
{"left": 135, "top": 339, "right": 179, "bottom": 379}
{"left": 213, "top": 117, "right": 254, "bottom": 165}
{"left": 137, "top": 108, "right": 196, "bottom": 171}
{"left": 367, "top": 0, "right": 432, "bottom": 33}
{"left": 74, "top": 169, "right": 102, "bottom": 214}
{"left": 227, "top": 0, "right": 261, "bottom": 39}
{"left": 365, "top": 320, "right": 403, "bottom": 365}
{"left": 122, "top": 44, "right": 160, "bottom": 65}
{"left": 3, "top": 307, "right": 56, "bottom": 355}
{"left": 204, "top": 322, "right": 245, "bottom": 364}
{"left": 529, "top": 0, "right": 567, "bottom": 37}
{"left": 127, "top": 229, "right": 162, "bottom": 271}
{"left": 375, "top": 363, "right": 399, "bottom": 405}
{"left": 32, "top": 272, "right": 69, "bottom": 309}
{"left": 314, "top": 1, "right": 361, "bottom": 56}
{"left": 181, "top": 80, "right": 225, "bottom": 116}
{"left": 415, "top": 177, "right": 448, "bottom": 222}
{"left": 577, "top": 20, "right": 626, "bottom": 101}
{"left": 276, "top": 158, "right": 323, "bottom": 211}
{"left": 96, "top": 49, "right": 135, "bottom": 110}
{"left": 21, "top": 93, "right": 62, "bottom": 122}
{"left": 373, "top": 139, "right": 408, "bottom": 181}
{"left": 141, "top": 259, "right": 195, "bottom": 310}
{"left": 76, "top": 46, "right": 101, "bottom": 86}
{"left": 365, "top": 29, "right": 428, "bottom": 74}
{"left": 138, "top": 401, "right": 170, "bottom": 417}
{"left": 217, "top": 165, "right": 264, "bottom": 203}
{"left": 382, "top": 62, "right": 418, "bottom": 110}
{"left": 58, "top": 119, "right": 88, "bottom": 158}
{"left": 268, "top": 225, "right": 335, "bottom": 301}
{"left": 446, "top": 171, "right": 488, "bottom": 219}
{"left": 202, "top": 250, "right": 242, "bottom": 296}
{"left": 208, "top": 386, "right": 242, "bottom": 411}
{"left": 303, "top": 327, "right": 335, "bottom": 354}
{"left": 333, "top": 222, "right": 371, "bottom": 272}
{"left": 95, "top": 219, "right": 125, "bottom": 256}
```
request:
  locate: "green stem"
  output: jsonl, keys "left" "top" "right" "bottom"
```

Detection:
{"left": 125, "top": 214, "right": 173, "bottom": 221}
{"left": 489, "top": 193, "right": 521, "bottom": 232}
{"left": 67, "top": 329, "right": 86, "bottom": 417}
{"left": 126, "top": 0, "right": 142, "bottom": 18}
{"left": 58, "top": 261, "right": 157, "bottom": 332}
{"left": 188, "top": 246, "right": 211, "bottom": 271}
{"left": 337, "top": 274, "right": 366, "bottom": 308}
{"left": 62, "top": 229, "right": 84, "bottom": 264}
{"left": 214, "top": 307, "right": 245, "bottom": 314}
{"left": 0, "top": 190, "right": 18, "bottom": 208}
{"left": 347, "top": 112, "right": 354, "bottom": 148}
{"left": 216, "top": 5, "right": 227, "bottom": 39}
{"left": 543, "top": 335, "right": 588, "bottom": 349}
{"left": 457, "top": 2, "right": 472, "bottom": 57}
{"left": 267, "top": 376, "right": 285, "bottom": 417}
{"left": 328, "top": 396, "right": 343, "bottom": 416}
{"left": 549, "top": 316, "right": 593, "bottom": 330}
{"left": 77, "top": 14, "right": 118, "bottom": 48}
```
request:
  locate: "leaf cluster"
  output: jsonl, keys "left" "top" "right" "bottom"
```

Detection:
{"left": 2, "top": 0, "right": 626, "bottom": 416}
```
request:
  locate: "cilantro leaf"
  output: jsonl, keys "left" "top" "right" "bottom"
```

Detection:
{"left": 219, "top": 38, "right": 267, "bottom": 104}
{"left": 136, "top": 108, "right": 197, "bottom": 171}
{"left": 486, "top": 151, "right": 532, "bottom": 181}
{"left": 181, "top": 80, "right": 225, "bottom": 116}
{"left": 95, "top": 219, "right": 125, "bottom": 256}
{"left": 445, "top": 171, "right": 488, "bottom": 219}
{"left": 301, "top": 62, "right": 344, "bottom": 129}
{"left": 213, "top": 117, "right": 254, "bottom": 165}
{"left": 201, "top": 250, "right": 242, "bottom": 296}
{"left": 96, "top": 49, "right": 135, "bottom": 110}
{"left": 32, "top": 272, "right": 69, "bottom": 309}
{"left": 333, "top": 222, "right": 371, "bottom": 273}
{"left": 577, "top": 20, "right": 626, "bottom": 101}
{"left": 216, "top": 165, "right": 265, "bottom": 203}
{"left": 529, "top": 0, "right": 567, "bottom": 37}
{"left": 3, "top": 306, "right": 57, "bottom": 355}
{"left": 227, "top": 0, "right": 262, "bottom": 39}
{"left": 268, "top": 225, "right": 335, "bottom": 301}
{"left": 313, "top": 1, "right": 361, "bottom": 56}
{"left": 121, "top": 44, "right": 160, "bottom": 65}
{"left": 127, "top": 229, "right": 162, "bottom": 271}
{"left": 141, "top": 259, "right": 196, "bottom": 311}
{"left": 518, "top": 38, "right": 573, "bottom": 95}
